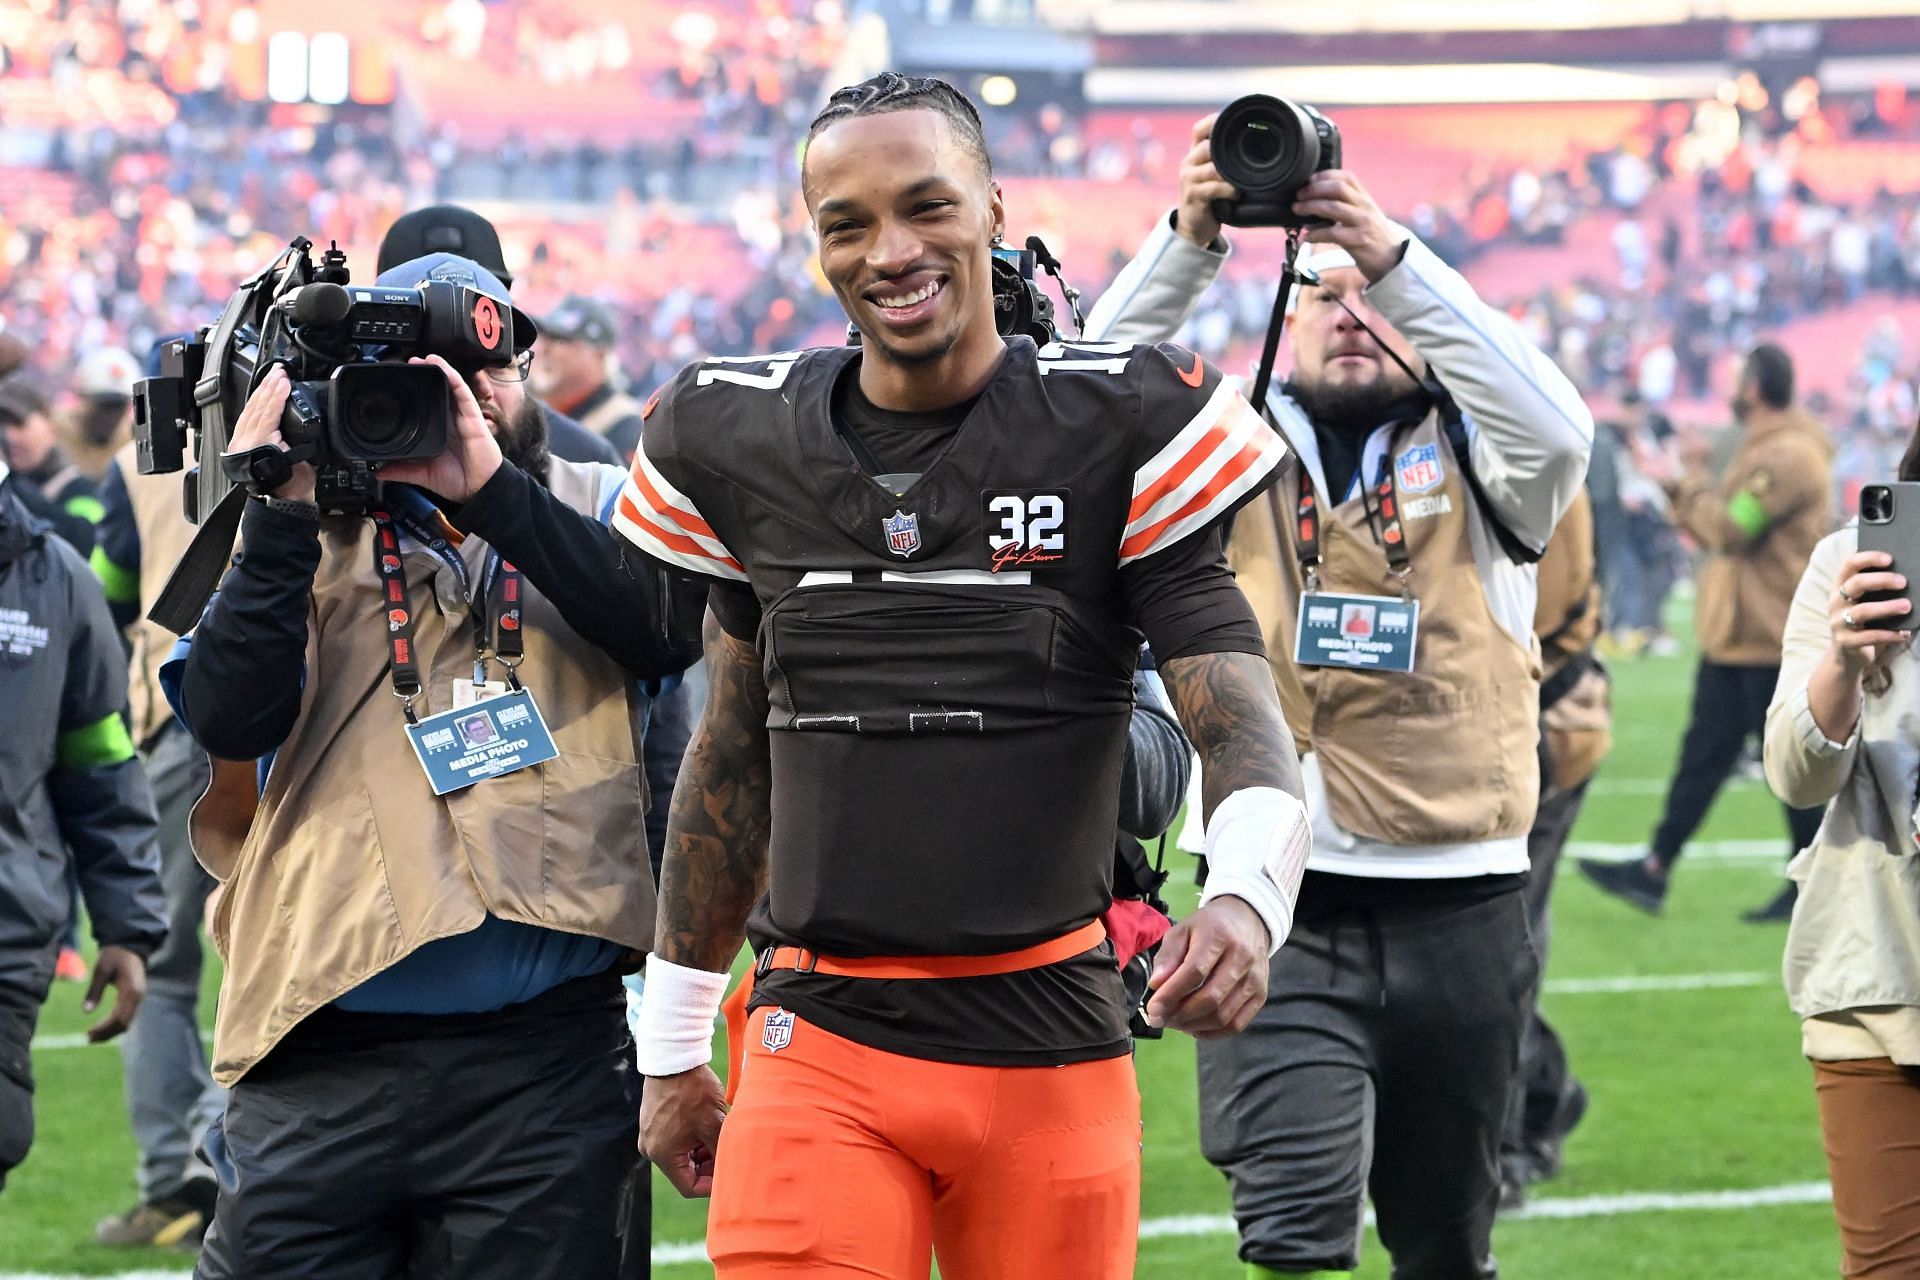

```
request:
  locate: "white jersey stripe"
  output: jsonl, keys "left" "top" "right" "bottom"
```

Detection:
{"left": 1128, "top": 379, "right": 1243, "bottom": 515}
{"left": 1121, "top": 401, "right": 1286, "bottom": 563}
{"left": 611, "top": 495, "right": 749, "bottom": 582}
{"left": 1125, "top": 394, "right": 1275, "bottom": 537}
{"left": 619, "top": 449, "right": 740, "bottom": 566}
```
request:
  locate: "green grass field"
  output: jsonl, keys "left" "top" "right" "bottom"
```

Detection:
{"left": 2, "top": 636, "right": 1845, "bottom": 1278}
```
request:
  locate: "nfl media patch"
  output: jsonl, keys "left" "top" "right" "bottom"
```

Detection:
{"left": 1395, "top": 441, "right": 1444, "bottom": 494}
{"left": 762, "top": 1007, "right": 796, "bottom": 1053}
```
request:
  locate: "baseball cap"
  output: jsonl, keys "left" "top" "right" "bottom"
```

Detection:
{"left": 377, "top": 205, "right": 514, "bottom": 286}
{"left": 540, "top": 295, "right": 619, "bottom": 349}
{"left": 0, "top": 378, "right": 50, "bottom": 425}
{"left": 375, "top": 253, "right": 538, "bottom": 356}
{"left": 76, "top": 346, "right": 140, "bottom": 401}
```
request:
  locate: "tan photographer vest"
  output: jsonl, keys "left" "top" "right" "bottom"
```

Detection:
{"left": 192, "top": 460, "right": 656, "bottom": 1084}
{"left": 1231, "top": 411, "right": 1541, "bottom": 846}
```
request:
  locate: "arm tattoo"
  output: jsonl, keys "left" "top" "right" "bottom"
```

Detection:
{"left": 655, "top": 607, "right": 773, "bottom": 971}
{"left": 1159, "top": 650, "right": 1303, "bottom": 822}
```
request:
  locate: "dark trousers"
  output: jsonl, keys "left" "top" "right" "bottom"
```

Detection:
{"left": 1197, "top": 881, "right": 1535, "bottom": 1279}
{"left": 1503, "top": 779, "right": 1588, "bottom": 1155}
{"left": 0, "top": 976, "right": 43, "bottom": 1192}
{"left": 196, "top": 971, "right": 643, "bottom": 1280}
{"left": 1650, "top": 660, "right": 1824, "bottom": 867}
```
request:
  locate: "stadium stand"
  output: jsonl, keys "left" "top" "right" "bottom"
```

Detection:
{"left": 0, "top": 0, "right": 1916, "bottom": 480}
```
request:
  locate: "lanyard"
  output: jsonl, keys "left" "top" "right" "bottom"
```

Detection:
{"left": 369, "top": 507, "right": 524, "bottom": 722}
{"left": 1293, "top": 448, "right": 1413, "bottom": 598}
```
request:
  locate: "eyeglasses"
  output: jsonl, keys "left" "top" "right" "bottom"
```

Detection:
{"left": 481, "top": 350, "right": 534, "bottom": 384}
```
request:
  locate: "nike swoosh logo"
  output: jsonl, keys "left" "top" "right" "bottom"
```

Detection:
{"left": 1177, "top": 353, "right": 1204, "bottom": 388}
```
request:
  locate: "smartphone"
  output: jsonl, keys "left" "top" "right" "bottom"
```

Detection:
{"left": 1856, "top": 482, "right": 1920, "bottom": 620}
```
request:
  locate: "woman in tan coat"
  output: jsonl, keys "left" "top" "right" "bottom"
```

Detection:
{"left": 1764, "top": 429, "right": 1920, "bottom": 1278}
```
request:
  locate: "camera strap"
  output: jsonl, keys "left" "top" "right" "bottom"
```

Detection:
{"left": 369, "top": 505, "right": 527, "bottom": 722}
{"left": 1293, "top": 451, "right": 1412, "bottom": 595}
{"left": 1248, "top": 229, "right": 1306, "bottom": 415}
{"left": 369, "top": 508, "right": 424, "bottom": 721}
{"left": 148, "top": 271, "right": 280, "bottom": 636}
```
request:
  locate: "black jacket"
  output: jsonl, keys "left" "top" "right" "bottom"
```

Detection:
{"left": 0, "top": 486, "right": 166, "bottom": 1003}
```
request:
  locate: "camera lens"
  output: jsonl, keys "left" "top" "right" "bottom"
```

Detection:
{"left": 327, "top": 363, "right": 449, "bottom": 463}
{"left": 1212, "top": 95, "right": 1321, "bottom": 195}
{"left": 1863, "top": 486, "right": 1894, "bottom": 524}
{"left": 1240, "top": 121, "right": 1282, "bottom": 167}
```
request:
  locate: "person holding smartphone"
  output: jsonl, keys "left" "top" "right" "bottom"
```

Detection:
{"left": 1762, "top": 424, "right": 1920, "bottom": 1277}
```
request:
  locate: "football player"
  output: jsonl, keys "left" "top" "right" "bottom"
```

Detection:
{"left": 622, "top": 73, "right": 1310, "bottom": 1279}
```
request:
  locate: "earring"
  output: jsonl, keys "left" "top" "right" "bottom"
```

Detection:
{"left": 990, "top": 233, "right": 1005, "bottom": 246}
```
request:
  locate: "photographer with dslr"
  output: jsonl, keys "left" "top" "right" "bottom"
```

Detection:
{"left": 164, "top": 252, "right": 699, "bottom": 1279}
{"left": 1088, "top": 105, "right": 1592, "bottom": 1279}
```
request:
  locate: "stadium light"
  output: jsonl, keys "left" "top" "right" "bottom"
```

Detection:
{"left": 267, "top": 31, "right": 310, "bottom": 104}
{"left": 980, "top": 75, "right": 1018, "bottom": 107}
{"left": 309, "top": 33, "right": 350, "bottom": 106}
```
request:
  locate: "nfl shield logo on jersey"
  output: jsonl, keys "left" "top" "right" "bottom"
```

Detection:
{"left": 762, "top": 1007, "right": 795, "bottom": 1053}
{"left": 883, "top": 509, "right": 921, "bottom": 558}
{"left": 1395, "top": 442, "right": 1444, "bottom": 494}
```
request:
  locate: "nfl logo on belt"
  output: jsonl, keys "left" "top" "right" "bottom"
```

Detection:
{"left": 762, "top": 1007, "right": 795, "bottom": 1053}
{"left": 1395, "top": 442, "right": 1443, "bottom": 494}
{"left": 883, "top": 509, "right": 921, "bottom": 558}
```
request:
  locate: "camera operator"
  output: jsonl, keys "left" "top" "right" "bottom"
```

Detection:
{"left": 165, "top": 253, "right": 700, "bottom": 1278}
{"left": 377, "top": 205, "right": 620, "bottom": 468}
{"left": 1086, "top": 110, "right": 1592, "bottom": 1279}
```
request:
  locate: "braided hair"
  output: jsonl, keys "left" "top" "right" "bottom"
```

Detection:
{"left": 806, "top": 72, "right": 993, "bottom": 178}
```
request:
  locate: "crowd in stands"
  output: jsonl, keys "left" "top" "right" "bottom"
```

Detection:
{"left": 1, "top": 0, "right": 1918, "bottom": 500}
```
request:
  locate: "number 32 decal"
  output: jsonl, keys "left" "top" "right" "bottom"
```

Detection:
{"left": 984, "top": 491, "right": 1069, "bottom": 571}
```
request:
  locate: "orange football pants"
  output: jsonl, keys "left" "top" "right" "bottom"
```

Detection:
{"left": 708, "top": 1006, "right": 1142, "bottom": 1280}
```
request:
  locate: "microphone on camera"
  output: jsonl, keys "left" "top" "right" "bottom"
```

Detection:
{"left": 291, "top": 282, "right": 353, "bottom": 329}
{"left": 1025, "top": 235, "right": 1085, "bottom": 337}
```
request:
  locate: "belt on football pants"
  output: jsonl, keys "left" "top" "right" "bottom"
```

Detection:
{"left": 752, "top": 918, "right": 1107, "bottom": 980}
{"left": 721, "top": 920, "right": 1108, "bottom": 1103}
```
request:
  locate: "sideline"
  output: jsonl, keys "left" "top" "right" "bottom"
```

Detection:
{"left": 0, "top": 1180, "right": 1835, "bottom": 1275}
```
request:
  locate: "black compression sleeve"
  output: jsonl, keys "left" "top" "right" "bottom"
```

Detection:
{"left": 1121, "top": 528, "right": 1266, "bottom": 663}
{"left": 709, "top": 581, "right": 763, "bottom": 642}
{"left": 451, "top": 463, "right": 704, "bottom": 679}
{"left": 180, "top": 500, "right": 319, "bottom": 760}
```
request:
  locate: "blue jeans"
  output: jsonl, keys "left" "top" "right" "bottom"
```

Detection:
{"left": 118, "top": 722, "right": 225, "bottom": 1202}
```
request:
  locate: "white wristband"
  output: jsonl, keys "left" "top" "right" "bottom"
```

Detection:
{"left": 632, "top": 954, "right": 731, "bottom": 1077}
{"left": 1199, "top": 786, "right": 1312, "bottom": 955}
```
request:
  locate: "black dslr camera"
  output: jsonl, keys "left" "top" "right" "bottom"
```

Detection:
{"left": 135, "top": 236, "right": 515, "bottom": 517}
{"left": 1210, "top": 94, "right": 1342, "bottom": 229}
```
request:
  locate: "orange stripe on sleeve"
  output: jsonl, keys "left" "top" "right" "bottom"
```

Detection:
{"left": 1119, "top": 440, "right": 1268, "bottom": 561}
{"left": 627, "top": 460, "right": 721, "bottom": 541}
{"left": 1128, "top": 411, "right": 1235, "bottom": 524}
{"left": 616, "top": 493, "right": 744, "bottom": 573}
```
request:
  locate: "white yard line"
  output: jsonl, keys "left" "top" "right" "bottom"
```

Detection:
{"left": 1567, "top": 839, "right": 1785, "bottom": 863}
{"left": 30, "top": 962, "right": 1779, "bottom": 1055}
{"left": 0, "top": 1181, "right": 1835, "bottom": 1276}
{"left": 1545, "top": 971, "right": 1773, "bottom": 995}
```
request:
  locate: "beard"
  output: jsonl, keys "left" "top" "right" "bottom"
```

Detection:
{"left": 492, "top": 394, "right": 551, "bottom": 486}
{"left": 1287, "top": 374, "right": 1431, "bottom": 440}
